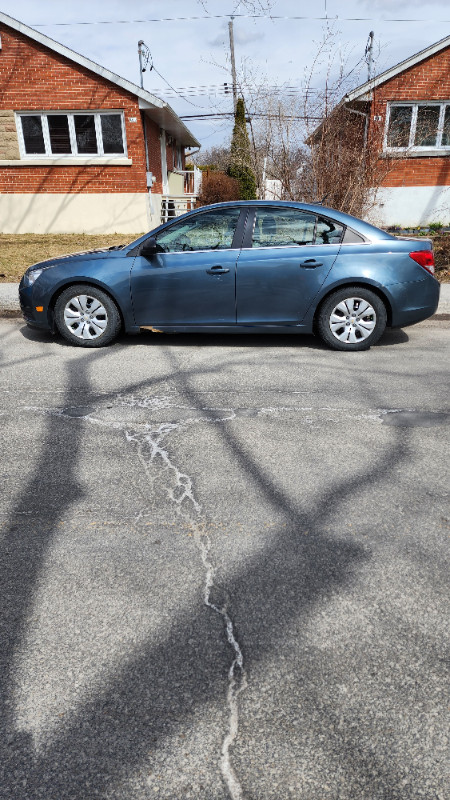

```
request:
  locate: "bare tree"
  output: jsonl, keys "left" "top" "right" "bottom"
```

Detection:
{"left": 195, "top": 25, "right": 403, "bottom": 215}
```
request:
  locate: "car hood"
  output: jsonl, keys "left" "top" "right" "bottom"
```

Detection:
{"left": 25, "top": 247, "right": 124, "bottom": 272}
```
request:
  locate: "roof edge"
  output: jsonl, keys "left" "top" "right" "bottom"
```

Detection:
{"left": 344, "top": 34, "right": 450, "bottom": 104}
{"left": 0, "top": 11, "right": 200, "bottom": 147}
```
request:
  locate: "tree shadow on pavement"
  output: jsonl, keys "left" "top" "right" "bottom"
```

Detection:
{"left": 0, "top": 343, "right": 417, "bottom": 799}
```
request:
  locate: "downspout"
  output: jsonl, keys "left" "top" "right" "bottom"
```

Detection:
{"left": 141, "top": 110, "right": 153, "bottom": 225}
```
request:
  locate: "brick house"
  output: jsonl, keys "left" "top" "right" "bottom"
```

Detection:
{"left": 323, "top": 35, "right": 450, "bottom": 227}
{"left": 0, "top": 11, "right": 200, "bottom": 234}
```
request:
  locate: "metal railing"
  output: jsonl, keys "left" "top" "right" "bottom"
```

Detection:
{"left": 160, "top": 195, "right": 197, "bottom": 223}
{"left": 172, "top": 166, "right": 203, "bottom": 196}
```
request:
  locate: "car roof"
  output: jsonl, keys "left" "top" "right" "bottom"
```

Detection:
{"left": 194, "top": 200, "right": 393, "bottom": 241}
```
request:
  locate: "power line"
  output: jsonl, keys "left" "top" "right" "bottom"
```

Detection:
{"left": 150, "top": 84, "right": 322, "bottom": 97}
{"left": 180, "top": 113, "right": 323, "bottom": 120}
{"left": 30, "top": 15, "right": 450, "bottom": 27}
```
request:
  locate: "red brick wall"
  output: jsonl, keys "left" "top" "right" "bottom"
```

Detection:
{"left": 0, "top": 22, "right": 162, "bottom": 194}
{"left": 368, "top": 45, "right": 450, "bottom": 187}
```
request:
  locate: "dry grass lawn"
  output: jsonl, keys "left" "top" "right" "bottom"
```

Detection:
{"left": 0, "top": 234, "right": 143, "bottom": 282}
{"left": 0, "top": 232, "right": 448, "bottom": 283}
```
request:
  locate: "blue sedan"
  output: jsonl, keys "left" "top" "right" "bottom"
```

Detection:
{"left": 19, "top": 201, "right": 440, "bottom": 351}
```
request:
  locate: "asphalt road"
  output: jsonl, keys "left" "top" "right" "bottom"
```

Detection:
{"left": 1, "top": 318, "right": 449, "bottom": 800}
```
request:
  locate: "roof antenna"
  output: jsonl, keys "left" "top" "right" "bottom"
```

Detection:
{"left": 138, "top": 40, "right": 152, "bottom": 89}
{"left": 365, "top": 31, "right": 375, "bottom": 81}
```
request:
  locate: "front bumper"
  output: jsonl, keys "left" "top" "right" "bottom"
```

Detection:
{"left": 19, "top": 283, "right": 53, "bottom": 330}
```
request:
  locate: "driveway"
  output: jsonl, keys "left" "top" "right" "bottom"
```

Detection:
{"left": 0, "top": 318, "right": 448, "bottom": 799}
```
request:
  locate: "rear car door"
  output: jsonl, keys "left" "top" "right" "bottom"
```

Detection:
{"left": 236, "top": 207, "right": 343, "bottom": 324}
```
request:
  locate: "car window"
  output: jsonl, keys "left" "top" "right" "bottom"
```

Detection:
{"left": 316, "top": 216, "right": 344, "bottom": 245}
{"left": 252, "top": 208, "right": 316, "bottom": 248}
{"left": 155, "top": 208, "right": 241, "bottom": 253}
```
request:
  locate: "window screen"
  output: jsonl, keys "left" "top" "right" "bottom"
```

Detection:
{"left": 415, "top": 106, "right": 440, "bottom": 147}
{"left": 442, "top": 106, "right": 450, "bottom": 147}
{"left": 387, "top": 106, "right": 412, "bottom": 147}
{"left": 21, "top": 115, "right": 45, "bottom": 154}
{"left": 101, "top": 115, "right": 124, "bottom": 154}
{"left": 48, "top": 115, "right": 71, "bottom": 154}
{"left": 74, "top": 115, "right": 98, "bottom": 154}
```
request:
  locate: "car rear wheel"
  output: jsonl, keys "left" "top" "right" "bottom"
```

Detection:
{"left": 317, "top": 287, "right": 387, "bottom": 351}
{"left": 54, "top": 284, "right": 121, "bottom": 347}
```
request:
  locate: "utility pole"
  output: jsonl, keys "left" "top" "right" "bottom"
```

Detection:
{"left": 228, "top": 16, "right": 237, "bottom": 112}
{"left": 365, "top": 31, "right": 375, "bottom": 82}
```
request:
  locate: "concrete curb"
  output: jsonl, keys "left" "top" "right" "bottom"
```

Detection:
{"left": 1, "top": 282, "right": 449, "bottom": 319}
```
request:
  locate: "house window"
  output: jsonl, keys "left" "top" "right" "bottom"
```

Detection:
{"left": 175, "top": 144, "right": 183, "bottom": 170}
{"left": 385, "top": 102, "right": 450, "bottom": 151}
{"left": 17, "top": 112, "right": 126, "bottom": 157}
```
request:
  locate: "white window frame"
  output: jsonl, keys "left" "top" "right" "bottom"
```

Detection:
{"left": 16, "top": 111, "right": 127, "bottom": 159}
{"left": 384, "top": 101, "right": 450, "bottom": 153}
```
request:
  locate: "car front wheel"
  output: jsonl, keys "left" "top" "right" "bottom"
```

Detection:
{"left": 317, "top": 287, "right": 387, "bottom": 351}
{"left": 54, "top": 284, "right": 122, "bottom": 347}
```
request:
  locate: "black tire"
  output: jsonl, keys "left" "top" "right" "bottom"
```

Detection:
{"left": 54, "top": 284, "right": 122, "bottom": 348}
{"left": 316, "top": 286, "right": 387, "bottom": 351}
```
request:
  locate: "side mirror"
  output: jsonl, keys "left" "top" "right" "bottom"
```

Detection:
{"left": 140, "top": 236, "right": 157, "bottom": 258}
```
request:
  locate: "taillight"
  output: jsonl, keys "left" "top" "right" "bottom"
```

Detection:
{"left": 409, "top": 250, "right": 435, "bottom": 275}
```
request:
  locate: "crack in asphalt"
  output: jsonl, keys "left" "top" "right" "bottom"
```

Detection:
{"left": 24, "top": 395, "right": 248, "bottom": 800}
{"left": 121, "top": 398, "right": 247, "bottom": 800}
{"left": 20, "top": 395, "right": 450, "bottom": 798}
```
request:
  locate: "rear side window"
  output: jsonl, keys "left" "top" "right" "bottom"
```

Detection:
{"left": 251, "top": 208, "right": 344, "bottom": 247}
{"left": 342, "top": 227, "right": 366, "bottom": 244}
{"left": 252, "top": 209, "right": 316, "bottom": 247}
{"left": 316, "top": 216, "right": 344, "bottom": 244}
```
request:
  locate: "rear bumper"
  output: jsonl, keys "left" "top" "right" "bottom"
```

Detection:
{"left": 388, "top": 277, "right": 440, "bottom": 328}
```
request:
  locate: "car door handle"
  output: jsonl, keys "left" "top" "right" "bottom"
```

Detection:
{"left": 299, "top": 259, "right": 323, "bottom": 268}
{"left": 206, "top": 265, "right": 230, "bottom": 274}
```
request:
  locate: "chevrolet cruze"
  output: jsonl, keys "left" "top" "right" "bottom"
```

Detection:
{"left": 19, "top": 201, "right": 440, "bottom": 351}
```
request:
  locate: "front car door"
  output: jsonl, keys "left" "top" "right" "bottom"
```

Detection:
{"left": 236, "top": 206, "right": 343, "bottom": 325}
{"left": 130, "top": 207, "right": 244, "bottom": 326}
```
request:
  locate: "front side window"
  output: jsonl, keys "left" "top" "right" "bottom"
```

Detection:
{"left": 252, "top": 208, "right": 343, "bottom": 247}
{"left": 386, "top": 103, "right": 450, "bottom": 151}
{"left": 18, "top": 112, "right": 126, "bottom": 157}
{"left": 155, "top": 208, "right": 241, "bottom": 253}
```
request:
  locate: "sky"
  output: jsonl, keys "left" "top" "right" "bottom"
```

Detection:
{"left": 1, "top": 0, "right": 449, "bottom": 149}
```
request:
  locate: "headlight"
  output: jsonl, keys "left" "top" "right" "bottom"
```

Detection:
{"left": 23, "top": 264, "right": 57, "bottom": 286}
{"left": 25, "top": 268, "right": 44, "bottom": 286}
